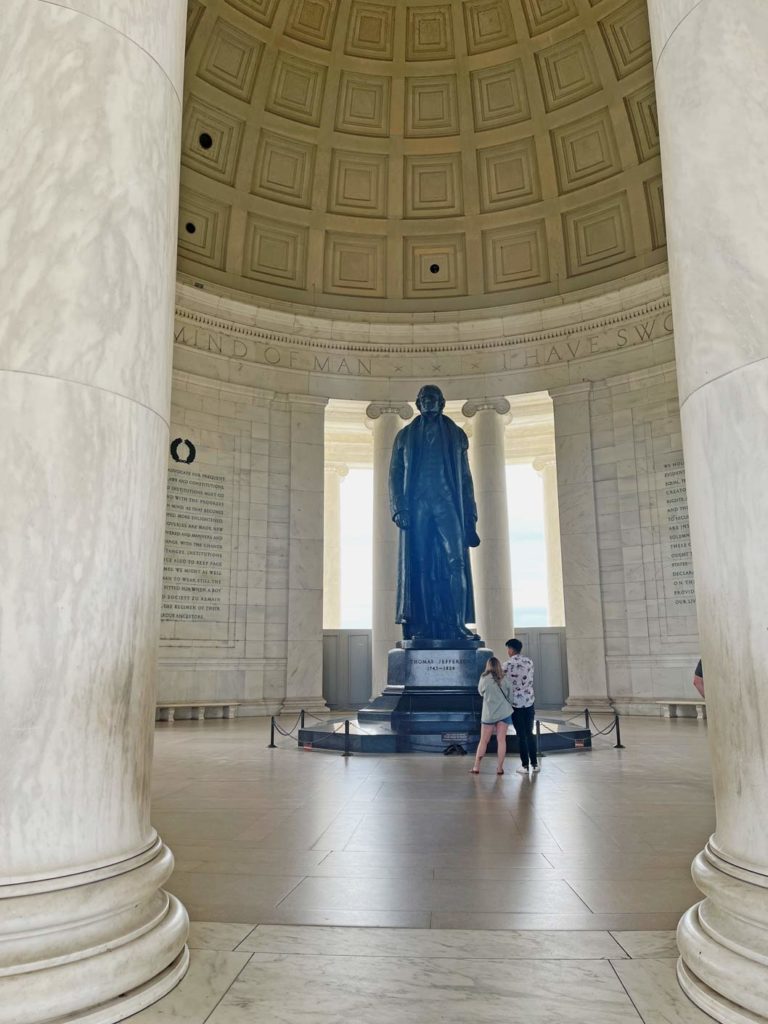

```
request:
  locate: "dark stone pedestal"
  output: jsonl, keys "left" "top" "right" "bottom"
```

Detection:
{"left": 355, "top": 646, "right": 492, "bottom": 749}
{"left": 299, "top": 642, "right": 591, "bottom": 754}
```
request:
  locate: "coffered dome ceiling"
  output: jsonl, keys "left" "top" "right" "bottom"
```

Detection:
{"left": 180, "top": 0, "right": 664, "bottom": 314}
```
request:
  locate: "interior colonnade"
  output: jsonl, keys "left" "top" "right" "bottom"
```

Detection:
{"left": 4, "top": 3, "right": 768, "bottom": 1024}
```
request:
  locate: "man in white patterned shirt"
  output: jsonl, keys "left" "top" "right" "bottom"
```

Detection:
{"left": 503, "top": 638, "right": 539, "bottom": 774}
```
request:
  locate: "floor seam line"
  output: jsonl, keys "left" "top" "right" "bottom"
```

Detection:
{"left": 608, "top": 959, "right": 646, "bottom": 1023}
{"left": 201, "top": 952, "right": 254, "bottom": 1024}
{"left": 233, "top": 924, "right": 259, "bottom": 951}
{"left": 563, "top": 879, "right": 595, "bottom": 914}
{"left": 274, "top": 875, "right": 309, "bottom": 908}
{"left": 608, "top": 931, "right": 633, "bottom": 959}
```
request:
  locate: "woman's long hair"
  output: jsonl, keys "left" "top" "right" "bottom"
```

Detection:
{"left": 483, "top": 656, "right": 504, "bottom": 682}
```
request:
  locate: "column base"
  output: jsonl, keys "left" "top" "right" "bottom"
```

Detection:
{"left": 676, "top": 842, "right": 768, "bottom": 1023}
{"left": 0, "top": 837, "right": 189, "bottom": 1024}
{"left": 562, "top": 696, "right": 614, "bottom": 714}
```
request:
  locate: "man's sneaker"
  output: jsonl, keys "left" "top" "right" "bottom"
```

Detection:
{"left": 531, "top": 765, "right": 541, "bottom": 773}
{"left": 516, "top": 766, "right": 529, "bottom": 774}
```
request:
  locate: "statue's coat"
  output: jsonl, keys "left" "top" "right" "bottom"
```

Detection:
{"left": 389, "top": 414, "right": 477, "bottom": 634}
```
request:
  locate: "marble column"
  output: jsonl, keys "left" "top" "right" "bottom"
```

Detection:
{"left": 647, "top": 3, "right": 768, "bottom": 1020}
{"left": 367, "top": 402, "right": 412, "bottom": 697}
{"left": 462, "top": 399, "right": 514, "bottom": 658}
{"left": 0, "top": 2, "right": 188, "bottom": 1021}
{"left": 550, "top": 384, "right": 611, "bottom": 712}
{"left": 284, "top": 394, "right": 329, "bottom": 714}
{"left": 323, "top": 463, "right": 349, "bottom": 630}
{"left": 533, "top": 455, "right": 566, "bottom": 627}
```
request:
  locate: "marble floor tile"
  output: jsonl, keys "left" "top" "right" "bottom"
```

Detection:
{"left": 169, "top": 846, "right": 328, "bottom": 875}
{"left": 277, "top": 875, "right": 589, "bottom": 915}
{"left": 167, "top": 871, "right": 304, "bottom": 922}
{"left": 567, "top": 879, "right": 701, "bottom": 915}
{"left": 238, "top": 925, "right": 627, "bottom": 959}
{"left": 152, "top": 811, "right": 273, "bottom": 844}
{"left": 242, "top": 909, "right": 432, "bottom": 928}
{"left": 187, "top": 923, "right": 256, "bottom": 950}
{"left": 306, "top": 851, "right": 436, "bottom": 879}
{"left": 206, "top": 952, "right": 643, "bottom": 1024}
{"left": 430, "top": 912, "right": 684, "bottom": 931}
{"left": 610, "top": 931, "right": 679, "bottom": 959}
{"left": 151, "top": 717, "right": 714, "bottom": 934}
{"left": 611, "top": 958, "right": 713, "bottom": 1022}
{"left": 128, "top": 949, "right": 251, "bottom": 1023}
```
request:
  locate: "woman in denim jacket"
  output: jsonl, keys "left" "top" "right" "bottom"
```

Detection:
{"left": 470, "top": 657, "right": 513, "bottom": 775}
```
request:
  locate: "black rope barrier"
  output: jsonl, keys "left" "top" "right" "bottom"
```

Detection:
{"left": 266, "top": 704, "right": 627, "bottom": 754}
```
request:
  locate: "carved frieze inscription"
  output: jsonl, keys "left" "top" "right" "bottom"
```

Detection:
{"left": 161, "top": 467, "right": 232, "bottom": 639}
{"left": 173, "top": 306, "right": 673, "bottom": 381}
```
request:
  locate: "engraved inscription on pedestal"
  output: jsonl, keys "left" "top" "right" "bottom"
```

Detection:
{"left": 160, "top": 466, "right": 234, "bottom": 643}
{"left": 387, "top": 646, "right": 492, "bottom": 689}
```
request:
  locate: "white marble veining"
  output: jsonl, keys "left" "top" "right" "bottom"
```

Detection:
{"left": 188, "top": 923, "right": 256, "bottom": 951}
{"left": 0, "top": 1, "right": 187, "bottom": 1019}
{"left": 612, "top": 958, "right": 712, "bottom": 1023}
{"left": 647, "top": 0, "right": 768, "bottom": 1017}
{"left": 0, "top": 0, "right": 181, "bottom": 417}
{"left": 129, "top": 950, "right": 251, "bottom": 1024}
{"left": 610, "top": 932, "right": 679, "bottom": 959}
{"left": 52, "top": 1, "right": 186, "bottom": 94}
{"left": 238, "top": 925, "right": 627, "bottom": 960}
{"left": 208, "top": 952, "right": 642, "bottom": 1024}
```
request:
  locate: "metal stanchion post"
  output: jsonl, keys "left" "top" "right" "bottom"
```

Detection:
{"left": 268, "top": 716, "right": 276, "bottom": 749}
{"left": 535, "top": 719, "right": 542, "bottom": 761}
{"left": 614, "top": 713, "right": 625, "bottom": 749}
{"left": 300, "top": 709, "right": 305, "bottom": 730}
{"left": 584, "top": 708, "right": 590, "bottom": 730}
{"left": 342, "top": 719, "right": 352, "bottom": 757}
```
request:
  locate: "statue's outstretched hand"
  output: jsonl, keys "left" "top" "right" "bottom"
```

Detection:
{"left": 394, "top": 511, "right": 410, "bottom": 529}
{"left": 466, "top": 527, "right": 481, "bottom": 548}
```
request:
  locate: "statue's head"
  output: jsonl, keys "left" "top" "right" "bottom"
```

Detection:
{"left": 415, "top": 384, "right": 446, "bottom": 415}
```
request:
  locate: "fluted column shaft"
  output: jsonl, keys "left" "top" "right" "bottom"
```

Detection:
{"left": 647, "top": 3, "right": 768, "bottom": 1021}
{"left": 0, "top": 2, "right": 188, "bottom": 1021}
{"left": 462, "top": 399, "right": 514, "bottom": 659}
{"left": 533, "top": 455, "right": 565, "bottom": 627}
{"left": 367, "top": 403, "right": 412, "bottom": 697}
{"left": 323, "top": 463, "right": 349, "bottom": 629}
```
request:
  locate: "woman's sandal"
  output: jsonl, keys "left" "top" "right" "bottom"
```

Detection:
{"left": 496, "top": 768, "right": 505, "bottom": 775}
{"left": 470, "top": 756, "right": 483, "bottom": 774}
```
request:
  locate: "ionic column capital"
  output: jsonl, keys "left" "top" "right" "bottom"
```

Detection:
{"left": 461, "top": 397, "right": 511, "bottom": 419}
{"left": 365, "top": 401, "right": 413, "bottom": 422}
{"left": 325, "top": 461, "right": 350, "bottom": 479}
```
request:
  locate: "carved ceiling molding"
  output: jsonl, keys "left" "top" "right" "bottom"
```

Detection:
{"left": 175, "top": 288, "right": 672, "bottom": 358}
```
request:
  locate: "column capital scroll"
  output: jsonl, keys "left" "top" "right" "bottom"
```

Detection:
{"left": 365, "top": 401, "right": 413, "bottom": 422}
{"left": 461, "top": 397, "right": 511, "bottom": 418}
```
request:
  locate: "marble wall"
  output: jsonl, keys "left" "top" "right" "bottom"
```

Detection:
{"left": 589, "top": 365, "right": 699, "bottom": 713}
{"left": 157, "top": 372, "right": 326, "bottom": 715}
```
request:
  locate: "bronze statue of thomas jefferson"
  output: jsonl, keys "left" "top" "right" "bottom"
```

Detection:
{"left": 389, "top": 384, "right": 481, "bottom": 643}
